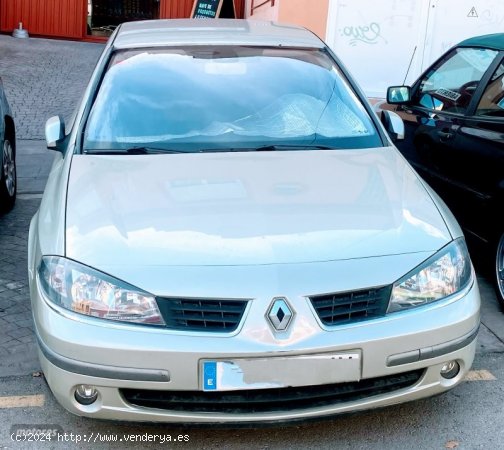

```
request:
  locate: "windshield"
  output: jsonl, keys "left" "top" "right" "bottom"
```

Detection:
{"left": 83, "top": 46, "right": 382, "bottom": 153}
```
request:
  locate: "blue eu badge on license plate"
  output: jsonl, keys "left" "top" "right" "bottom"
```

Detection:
{"left": 203, "top": 361, "right": 217, "bottom": 391}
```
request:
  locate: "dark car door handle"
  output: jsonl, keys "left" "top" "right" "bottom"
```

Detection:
{"left": 437, "top": 130, "right": 454, "bottom": 141}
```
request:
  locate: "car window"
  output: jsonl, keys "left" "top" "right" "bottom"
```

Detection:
{"left": 83, "top": 46, "right": 382, "bottom": 152}
{"left": 414, "top": 47, "right": 498, "bottom": 115}
{"left": 476, "top": 60, "right": 504, "bottom": 117}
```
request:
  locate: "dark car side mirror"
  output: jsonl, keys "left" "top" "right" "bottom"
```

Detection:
{"left": 387, "top": 86, "right": 411, "bottom": 104}
{"left": 45, "top": 116, "right": 65, "bottom": 151}
{"left": 381, "top": 110, "right": 405, "bottom": 142}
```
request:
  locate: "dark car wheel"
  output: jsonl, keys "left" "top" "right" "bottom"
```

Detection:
{"left": 496, "top": 233, "right": 504, "bottom": 308}
{"left": 0, "top": 138, "right": 16, "bottom": 212}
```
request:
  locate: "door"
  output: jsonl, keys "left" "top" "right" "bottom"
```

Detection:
{"left": 393, "top": 46, "right": 502, "bottom": 238}
{"left": 452, "top": 55, "right": 504, "bottom": 238}
{"left": 88, "top": 0, "right": 161, "bottom": 37}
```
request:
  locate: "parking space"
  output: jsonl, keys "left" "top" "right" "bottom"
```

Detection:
{"left": 0, "top": 198, "right": 39, "bottom": 375}
{"left": 0, "top": 33, "right": 503, "bottom": 447}
{"left": 0, "top": 34, "right": 103, "bottom": 375}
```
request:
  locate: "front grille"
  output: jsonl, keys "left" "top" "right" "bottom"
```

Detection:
{"left": 121, "top": 369, "right": 423, "bottom": 413}
{"left": 156, "top": 297, "right": 248, "bottom": 332}
{"left": 309, "top": 286, "right": 392, "bottom": 326}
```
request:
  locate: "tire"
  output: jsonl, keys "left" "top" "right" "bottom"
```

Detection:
{"left": 0, "top": 138, "right": 16, "bottom": 213}
{"left": 496, "top": 232, "right": 504, "bottom": 308}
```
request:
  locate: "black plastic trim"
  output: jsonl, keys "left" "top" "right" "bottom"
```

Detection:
{"left": 36, "top": 332, "right": 170, "bottom": 382}
{"left": 121, "top": 369, "right": 424, "bottom": 413}
{"left": 387, "top": 325, "right": 479, "bottom": 367}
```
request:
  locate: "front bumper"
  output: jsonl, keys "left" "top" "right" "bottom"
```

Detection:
{"left": 32, "top": 272, "right": 480, "bottom": 423}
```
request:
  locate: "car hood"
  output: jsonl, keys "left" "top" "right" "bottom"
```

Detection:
{"left": 65, "top": 148, "right": 451, "bottom": 268}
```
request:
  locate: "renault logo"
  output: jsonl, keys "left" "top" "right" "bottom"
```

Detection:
{"left": 267, "top": 297, "right": 294, "bottom": 331}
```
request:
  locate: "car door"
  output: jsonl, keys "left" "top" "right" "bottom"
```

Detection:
{"left": 391, "top": 46, "right": 501, "bottom": 235}
{"left": 450, "top": 55, "right": 504, "bottom": 239}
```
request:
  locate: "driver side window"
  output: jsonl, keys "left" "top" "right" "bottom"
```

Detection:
{"left": 414, "top": 47, "right": 498, "bottom": 114}
{"left": 476, "top": 60, "right": 504, "bottom": 117}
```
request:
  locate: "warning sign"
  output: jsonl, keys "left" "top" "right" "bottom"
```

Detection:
{"left": 467, "top": 7, "right": 478, "bottom": 18}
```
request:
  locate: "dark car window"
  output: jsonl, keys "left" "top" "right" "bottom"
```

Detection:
{"left": 476, "top": 60, "right": 504, "bottom": 117}
{"left": 83, "top": 46, "right": 382, "bottom": 152}
{"left": 414, "top": 47, "right": 498, "bottom": 115}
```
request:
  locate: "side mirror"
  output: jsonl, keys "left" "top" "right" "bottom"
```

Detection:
{"left": 381, "top": 110, "right": 405, "bottom": 142}
{"left": 387, "top": 86, "right": 411, "bottom": 104}
{"left": 45, "top": 115, "right": 65, "bottom": 150}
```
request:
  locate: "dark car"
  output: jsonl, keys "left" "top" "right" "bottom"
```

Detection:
{"left": 380, "top": 33, "right": 504, "bottom": 306}
{"left": 0, "top": 76, "right": 16, "bottom": 213}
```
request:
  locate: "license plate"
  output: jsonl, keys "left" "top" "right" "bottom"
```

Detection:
{"left": 201, "top": 351, "right": 361, "bottom": 391}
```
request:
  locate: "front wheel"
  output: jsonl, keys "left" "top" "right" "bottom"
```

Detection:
{"left": 0, "top": 138, "right": 16, "bottom": 213}
{"left": 496, "top": 233, "right": 504, "bottom": 308}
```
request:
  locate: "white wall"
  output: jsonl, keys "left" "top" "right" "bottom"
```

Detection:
{"left": 422, "top": 0, "right": 504, "bottom": 68}
{"left": 326, "top": 0, "right": 504, "bottom": 99}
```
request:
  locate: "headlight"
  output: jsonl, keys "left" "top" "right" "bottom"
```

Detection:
{"left": 38, "top": 256, "right": 165, "bottom": 325}
{"left": 388, "top": 238, "right": 473, "bottom": 313}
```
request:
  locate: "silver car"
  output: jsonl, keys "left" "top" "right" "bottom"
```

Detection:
{"left": 29, "top": 20, "right": 480, "bottom": 424}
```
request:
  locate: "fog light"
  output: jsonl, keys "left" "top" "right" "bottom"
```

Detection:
{"left": 440, "top": 361, "right": 460, "bottom": 379}
{"left": 74, "top": 385, "right": 98, "bottom": 405}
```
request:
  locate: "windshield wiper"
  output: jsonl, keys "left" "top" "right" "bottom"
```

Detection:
{"left": 85, "top": 145, "right": 336, "bottom": 155}
{"left": 194, "top": 144, "right": 336, "bottom": 153}
{"left": 84, "top": 146, "right": 188, "bottom": 155}
{"left": 252, "top": 144, "right": 335, "bottom": 151}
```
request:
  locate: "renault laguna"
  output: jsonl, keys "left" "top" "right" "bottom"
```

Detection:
{"left": 28, "top": 20, "right": 480, "bottom": 423}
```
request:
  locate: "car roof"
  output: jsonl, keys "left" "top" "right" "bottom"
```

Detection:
{"left": 458, "top": 33, "right": 504, "bottom": 51}
{"left": 113, "top": 19, "right": 324, "bottom": 50}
